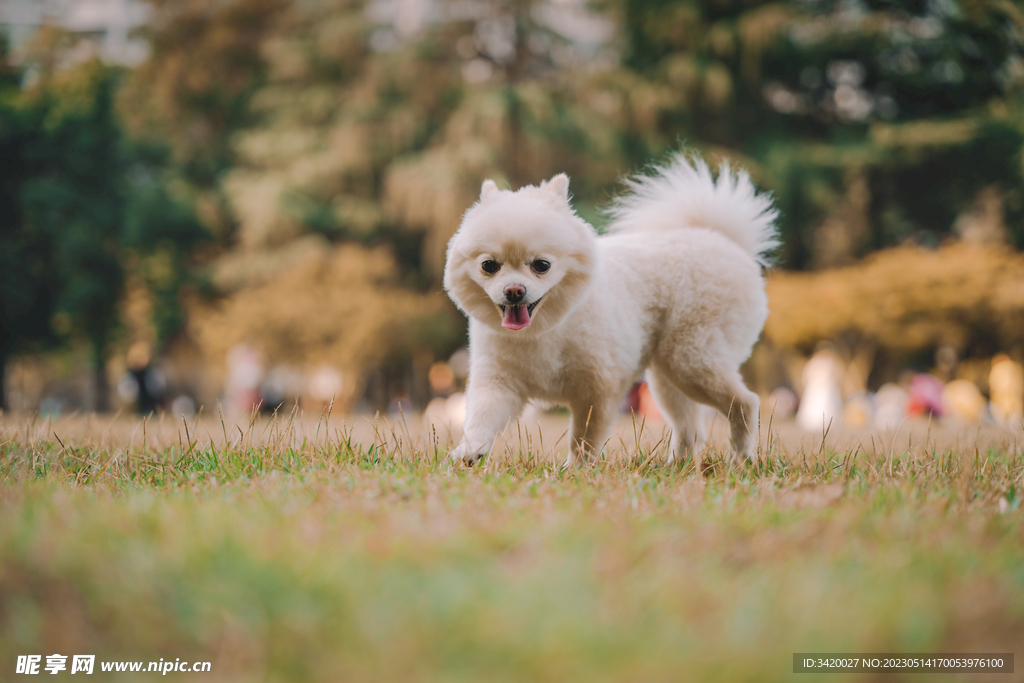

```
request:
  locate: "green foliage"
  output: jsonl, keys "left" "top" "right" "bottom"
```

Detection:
{"left": 0, "top": 52, "right": 210, "bottom": 408}
{"left": 612, "top": 0, "right": 1024, "bottom": 267}
{"left": 0, "top": 42, "right": 60, "bottom": 406}
{"left": 121, "top": 139, "right": 212, "bottom": 344}
{"left": 121, "top": 0, "right": 1024, "bottom": 279}
{"left": 121, "top": 0, "right": 288, "bottom": 187}
{"left": 20, "top": 62, "right": 127, "bottom": 375}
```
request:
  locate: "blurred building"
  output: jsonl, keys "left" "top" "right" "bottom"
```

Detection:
{"left": 0, "top": 0, "right": 149, "bottom": 65}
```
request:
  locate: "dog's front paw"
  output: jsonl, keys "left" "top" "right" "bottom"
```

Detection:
{"left": 450, "top": 442, "right": 487, "bottom": 467}
{"left": 561, "top": 452, "right": 588, "bottom": 469}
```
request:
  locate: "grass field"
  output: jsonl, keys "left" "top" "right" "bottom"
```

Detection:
{"left": 1, "top": 410, "right": 1023, "bottom": 682}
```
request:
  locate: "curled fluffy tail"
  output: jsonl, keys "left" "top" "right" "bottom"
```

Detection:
{"left": 606, "top": 153, "right": 780, "bottom": 267}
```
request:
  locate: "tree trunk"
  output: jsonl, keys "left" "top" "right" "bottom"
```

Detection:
{"left": 90, "top": 335, "right": 110, "bottom": 413}
{"left": 93, "top": 362, "right": 110, "bottom": 413}
{"left": 0, "top": 346, "right": 7, "bottom": 412}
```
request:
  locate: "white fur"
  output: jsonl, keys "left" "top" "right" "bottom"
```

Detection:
{"left": 606, "top": 156, "right": 780, "bottom": 267}
{"left": 443, "top": 154, "right": 778, "bottom": 467}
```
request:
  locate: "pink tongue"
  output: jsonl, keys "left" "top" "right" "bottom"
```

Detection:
{"left": 502, "top": 305, "right": 531, "bottom": 330}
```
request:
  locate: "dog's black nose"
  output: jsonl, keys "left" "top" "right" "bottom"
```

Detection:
{"left": 504, "top": 284, "right": 526, "bottom": 304}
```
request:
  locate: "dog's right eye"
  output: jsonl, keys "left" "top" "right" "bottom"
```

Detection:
{"left": 481, "top": 260, "right": 500, "bottom": 274}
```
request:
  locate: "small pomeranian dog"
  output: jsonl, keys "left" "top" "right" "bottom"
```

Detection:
{"left": 443, "top": 153, "right": 779, "bottom": 467}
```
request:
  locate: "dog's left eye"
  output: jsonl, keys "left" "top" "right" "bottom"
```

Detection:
{"left": 532, "top": 259, "right": 551, "bottom": 274}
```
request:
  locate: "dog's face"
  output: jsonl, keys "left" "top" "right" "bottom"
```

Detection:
{"left": 444, "top": 174, "right": 597, "bottom": 335}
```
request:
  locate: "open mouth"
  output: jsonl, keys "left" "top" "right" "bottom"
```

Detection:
{"left": 499, "top": 298, "right": 542, "bottom": 330}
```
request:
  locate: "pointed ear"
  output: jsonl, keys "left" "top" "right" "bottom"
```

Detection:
{"left": 480, "top": 179, "right": 500, "bottom": 202}
{"left": 541, "top": 173, "right": 570, "bottom": 202}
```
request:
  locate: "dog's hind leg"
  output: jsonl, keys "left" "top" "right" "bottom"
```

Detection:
{"left": 659, "top": 363, "right": 760, "bottom": 464}
{"left": 645, "top": 369, "right": 708, "bottom": 467}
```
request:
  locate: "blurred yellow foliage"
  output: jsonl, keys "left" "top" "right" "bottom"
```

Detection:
{"left": 383, "top": 84, "right": 624, "bottom": 279}
{"left": 384, "top": 143, "right": 494, "bottom": 279}
{"left": 737, "top": 4, "right": 794, "bottom": 83}
{"left": 190, "top": 244, "right": 443, "bottom": 405}
{"left": 765, "top": 243, "right": 1024, "bottom": 351}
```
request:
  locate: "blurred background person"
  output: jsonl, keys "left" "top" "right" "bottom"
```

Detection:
{"left": 942, "top": 378, "right": 987, "bottom": 424}
{"left": 117, "top": 342, "right": 166, "bottom": 414}
{"left": 907, "top": 373, "right": 945, "bottom": 419}
{"left": 797, "top": 347, "right": 844, "bottom": 432}
{"left": 873, "top": 383, "right": 909, "bottom": 431}
{"left": 989, "top": 354, "right": 1024, "bottom": 425}
{"left": 225, "top": 345, "right": 263, "bottom": 416}
{"left": 306, "top": 365, "right": 344, "bottom": 412}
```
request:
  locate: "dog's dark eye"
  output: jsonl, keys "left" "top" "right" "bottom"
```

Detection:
{"left": 532, "top": 259, "right": 551, "bottom": 274}
{"left": 481, "top": 260, "right": 500, "bottom": 274}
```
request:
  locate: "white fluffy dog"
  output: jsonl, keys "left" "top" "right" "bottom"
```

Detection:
{"left": 443, "top": 153, "right": 779, "bottom": 467}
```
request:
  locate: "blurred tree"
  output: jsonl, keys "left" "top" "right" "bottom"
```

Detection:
{"left": 122, "top": 0, "right": 623, "bottom": 272}
{"left": 190, "top": 244, "right": 448, "bottom": 410}
{"left": 8, "top": 41, "right": 210, "bottom": 411}
{"left": 606, "top": 0, "right": 1024, "bottom": 267}
{"left": 122, "top": 146, "right": 212, "bottom": 345}
{"left": 121, "top": 0, "right": 623, "bottom": 392}
{"left": 112, "top": 0, "right": 1024, "bottom": 399}
{"left": 122, "top": 0, "right": 1024, "bottom": 273}
{"left": 0, "top": 37, "right": 59, "bottom": 410}
{"left": 19, "top": 61, "right": 134, "bottom": 410}
{"left": 765, "top": 242, "right": 1024, "bottom": 363}
{"left": 380, "top": 0, "right": 623, "bottom": 273}
{"left": 119, "top": 0, "right": 288, "bottom": 238}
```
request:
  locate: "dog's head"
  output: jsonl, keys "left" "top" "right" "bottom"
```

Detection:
{"left": 444, "top": 174, "right": 597, "bottom": 335}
